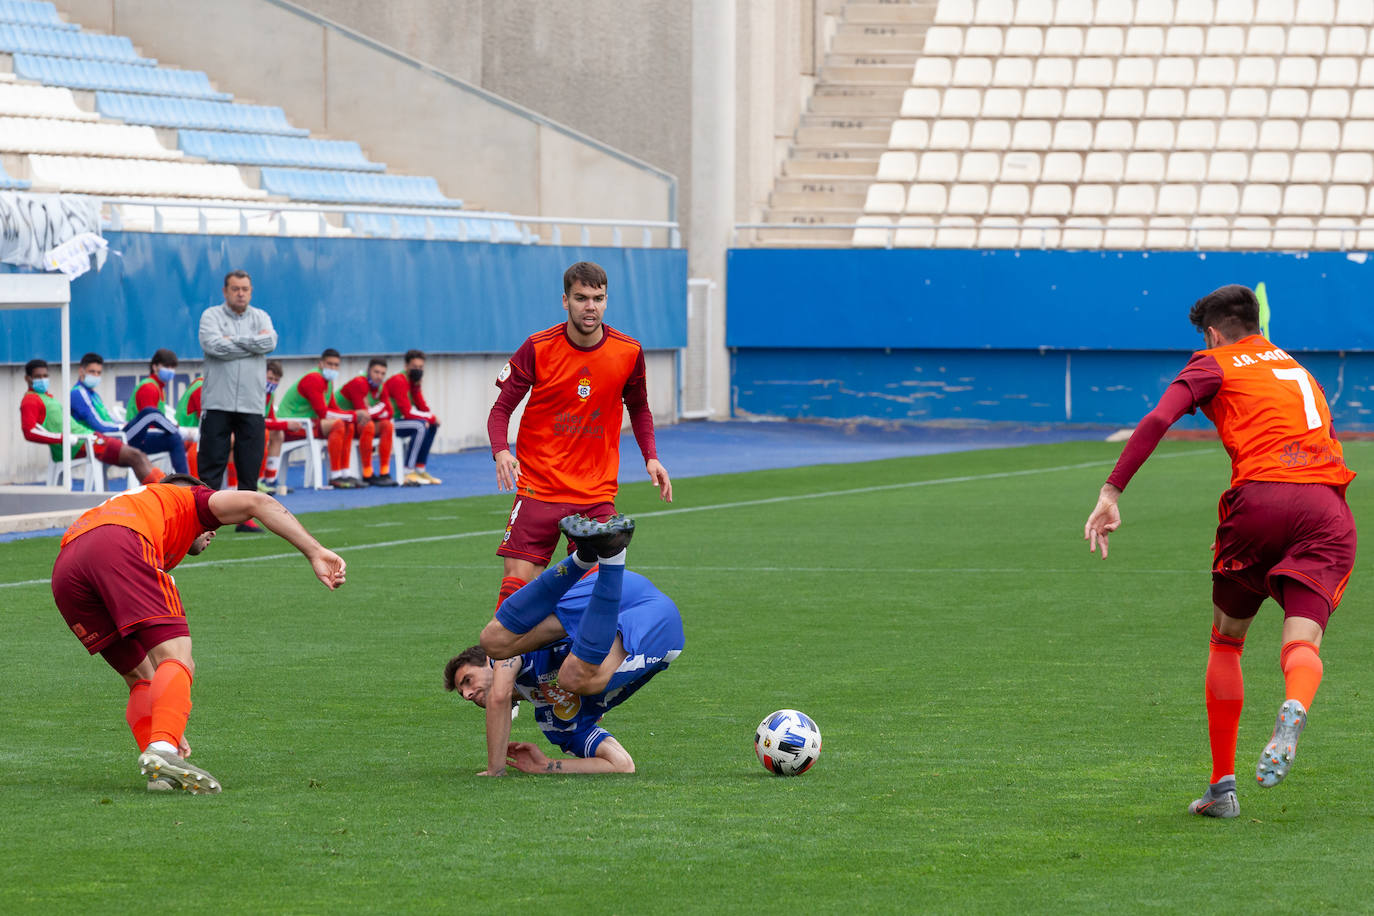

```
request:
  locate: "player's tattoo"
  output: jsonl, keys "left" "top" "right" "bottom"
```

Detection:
{"left": 498, "top": 658, "right": 520, "bottom": 670}
{"left": 544, "top": 760, "right": 562, "bottom": 772}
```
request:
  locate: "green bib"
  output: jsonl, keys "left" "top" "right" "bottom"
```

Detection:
{"left": 125, "top": 377, "right": 166, "bottom": 419}
{"left": 278, "top": 369, "right": 334, "bottom": 419}
{"left": 37, "top": 390, "right": 95, "bottom": 460}
{"left": 176, "top": 378, "right": 203, "bottom": 427}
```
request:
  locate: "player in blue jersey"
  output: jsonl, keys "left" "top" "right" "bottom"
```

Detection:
{"left": 445, "top": 515, "right": 684, "bottom": 775}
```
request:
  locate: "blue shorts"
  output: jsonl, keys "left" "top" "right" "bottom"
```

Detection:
{"left": 553, "top": 570, "right": 685, "bottom": 691}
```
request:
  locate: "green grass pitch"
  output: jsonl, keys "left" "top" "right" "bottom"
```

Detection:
{"left": 2, "top": 439, "right": 1372, "bottom": 913}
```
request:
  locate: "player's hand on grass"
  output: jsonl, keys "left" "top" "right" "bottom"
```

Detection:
{"left": 494, "top": 449, "right": 521, "bottom": 491}
{"left": 1084, "top": 484, "right": 1122, "bottom": 559}
{"left": 646, "top": 459, "right": 672, "bottom": 502}
{"left": 505, "top": 741, "right": 549, "bottom": 774}
{"left": 476, "top": 767, "right": 506, "bottom": 777}
{"left": 310, "top": 550, "right": 347, "bottom": 589}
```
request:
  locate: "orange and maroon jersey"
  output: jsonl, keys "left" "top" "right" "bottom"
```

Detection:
{"left": 60, "top": 484, "right": 221, "bottom": 570}
{"left": 1174, "top": 335, "right": 1355, "bottom": 489}
{"left": 488, "top": 323, "right": 656, "bottom": 504}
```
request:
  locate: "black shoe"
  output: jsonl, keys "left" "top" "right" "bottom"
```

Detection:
{"left": 558, "top": 514, "right": 635, "bottom": 562}
{"left": 370, "top": 474, "right": 399, "bottom": 487}
{"left": 332, "top": 477, "right": 363, "bottom": 490}
{"left": 235, "top": 520, "right": 264, "bottom": 533}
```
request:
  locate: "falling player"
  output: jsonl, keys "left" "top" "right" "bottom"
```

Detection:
{"left": 1084, "top": 284, "right": 1356, "bottom": 818}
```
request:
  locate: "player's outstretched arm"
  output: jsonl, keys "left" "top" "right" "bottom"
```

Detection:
{"left": 506, "top": 737, "right": 635, "bottom": 774}
{"left": 206, "top": 490, "right": 346, "bottom": 589}
{"left": 1083, "top": 483, "right": 1122, "bottom": 559}
{"left": 646, "top": 458, "right": 672, "bottom": 503}
{"left": 479, "top": 659, "right": 519, "bottom": 776}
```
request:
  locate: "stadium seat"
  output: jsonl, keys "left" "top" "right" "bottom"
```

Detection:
{"left": 1019, "top": 217, "right": 1061, "bottom": 248}
{"left": 1103, "top": 88, "right": 1145, "bottom": 118}
{"left": 976, "top": 217, "right": 1021, "bottom": 248}
{"left": 947, "top": 184, "right": 989, "bottom": 215}
{"left": 1063, "top": 88, "right": 1104, "bottom": 118}
{"left": 863, "top": 184, "right": 905, "bottom": 214}
{"left": 1124, "top": 152, "right": 1165, "bottom": 182}
{"left": 1002, "top": 27, "right": 1043, "bottom": 56}
{"left": 1326, "top": 185, "right": 1368, "bottom": 217}
{"left": 1113, "top": 184, "right": 1155, "bottom": 215}
{"left": 942, "top": 88, "right": 982, "bottom": 118}
{"left": 1298, "top": 120, "right": 1340, "bottom": 151}
{"left": 1126, "top": 27, "right": 1166, "bottom": 56}
{"left": 905, "top": 184, "right": 948, "bottom": 214}
{"left": 1249, "top": 152, "right": 1291, "bottom": 183}
{"left": 1157, "top": 184, "right": 1199, "bottom": 215}
{"left": 1228, "top": 88, "right": 1269, "bottom": 119}
{"left": 1353, "top": 90, "right": 1374, "bottom": 118}
{"left": 1167, "top": 151, "right": 1209, "bottom": 183}
{"left": 1318, "top": 58, "right": 1359, "bottom": 88}
{"left": 987, "top": 183, "right": 1030, "bottom": 215}
{"left": 1310, "top": 88, "right": 1351, "bottom": 119}
{"left": 1294, "top": 0, "right": 1335, "bottom": 21}
{"left": 1217, "top": 120, "right": 1259, "bottom": 150}
{"left": 1082, "top": 152, "right": 1126, "bottom": 182}
{"left": 1072, "top": 184, "right": 1113, "bottom": 216}
{"left": 928, "top": 120, "right": 971, "bottom": 149}
{"left": 1052, "top": 120, "right": 1093, "bottom": 150}
{"left": 1241, "top": 184, "right": 1282, "bottom": 214}
{"left": 344, "top": 212, "right": 521, "bottom": 243}
{"left": 1327, "top": 27, "right": 1367, "bottom": 56}
{"left": 1269, "top": 89, "right": 1309, "bottom": 119}
{"left": 963, "top": 26, "right": 1004, "bottom": 55}
{"left": 900, "top": 88, "right": 941, "bottom": 119}
{"left": 1030, "top": 183, "right": 1071, "bottom": 215}
{"left": 1231, "top": 217, "right": 1273, "bottom": 249}
{"left": 1054, "top": 0, "right": 1093, "bottom": 26}
{"left": 957, "top": 151, "right": 1000, "bottom": 182}
{"left": 1144, "top": 88, "right": 1185, "bottom": 118}
{"left": 1135, "top": 0, "right": 1174, "bottom": 24}
{"left": 0, "top": 23, "right": 145, "bottom": 64}
{"left": 1061, "top": 218, "right": 1104, "bottom": 249}
{"left": 1010, "top": 119, "right": 1052, "bottom": 149}
{"left": 969, "top": 119, "right": 1012, "bottom": 149}
{"left": 875, "top": 151, "right": 917, "bottom": 182}
{"left": 1011, "top": 0, "right": 1053, "bottom": 25}
{"left": 1193, "top": 217, "right": 1232, "bottom": 248}
{"left": 26, "top": 154, "right": 266, "bottom": 198}
{"left": 0, "top": 0, "right": 75, "bottom": 29}
{"left": 1195, "top": 58, "right": 1237, "bottom": 87}
{"left": 1155, "top": 57, "right": 1195, "bottom": 88}
{"left": 1205, "top": 26, "right": 1246, "bottom": 55}
{"left": 1246, "top": 27, "right": 1288, "bottom": 56}
{"left": 934, "top": 0, "right": 974, "bottom": 24}
{"left": 96, "top": 92, "right": 307, "bottom": 134}
{"left": 1284, "top": 184, "right": 1325, "bottom": 215}
{"left": 1293, "top": 151, "right": 1334, "bottom": 182}
{"left": 1198, "top": 185, "right": 1240, "bottom": 215}
{"left": 1095, "top": 0, "right": 1134, "bottom": 26}
{"left": 1074, "top": 58, "right": 1114, "bottom": 88}
{"left": 1337, "top": 0, "right": 1374, "bottom": 21}
{"left": 0, "top": 115, "right": 178, "bottom": 158}
{"left": 1256, "top": 0, "right": 1297, "bottom": 21}
{"left": 992, "top": 58, "right": 1033, "bottom": 86}
{"left": 177, "top": 131, "right": 383, "bottom": 172}
{"left": 1186, "top": 88, "right": 1226, "bottom": 119}
{"left": 1272, "top": 217, "right": 1315, "bottom": 248}
{"left": 15, "top": 55, "right": 231, "bottom": 100}
{"left": 1215, "top": 0, "right": 1257, "bottom": 23}
{"left": 1093, "top": 120, "right": 1134, "bottom": 150}
{"left": 0, "top": 82, "right": 97, "bottom": 120}
{"left": 1146, "top": 217, "right": 1190, "bottom": 248}
{"left": 1288, "top": 26, "right": 1327, "bottom": 56}
{"left": 1000, "top": 152, "right": 1041, "bottom": 182}
{"left": 934, "top": 217, "right": 978, "bottom": 248}
{"left": 257, "top": 167, "right": 461, "bottom": 208}
{"left": 1343, "top": 120, "right": 1374, "bottom": 150}
{"left": 1175, "top": 120, "right": 1217, "bottom": 150}
{"left": 1114, "top": 57, "right": 1154, "bottom": 88}
{"left": 1360, "top": 59, "right": 1374, "bottom": 86}
{"left": 851, "top": 216, "right": 895, "bottom": 248}
{"left": 981, "top": 88, "right": 1021, "bottom": 118}
{"left": 1083, "top": 27, "right": 1124, "bottom": 56}
{"left": 923, "top": 27, "right": 963, "bottom": 55}
{"left": 913, "top": 58, "right": 953, "bottom": 87}
{"left": 1041, "top": 152, "right": 1082, "bottom": 182}
{"left": 1032, "top": 57, "right": 1074, "bottom": 88}
{"left": 1043, "top": 27, "right": 1084, "bottom": 57}
{"left": 888, "top": 120, "right": 931, "bottom": 149}
{"left": 1174, "top": 2, "right": 1214, "bottom": 24}
{"left": 1278, "top": 58, "right": 1318, "bottom": 88}
{"left": 916, "top": 151, "right": 959, "bottom": 182}
{"left": 1103, "top": 217, "right": 1145, "bottom": 248}
{"left": 1164, "top": 26, "right": 1204, "bottom": 56}
{"left": 1022, "top": 88, "right": 1063, "bottom": 119}
{"left": 1134, "top": 119, "right": 1176, "bottom": 149}
{"left": 1332, "top": 151, "right": 1374, "bottom": 183}
{"left": 893, "top": 216, "right": 935, "bottom": 247}
{"left": 1235, "top": 58, "right": 1277, "bottom": 87}
{"left": 951, "top": 58, "right": 993, "bottom": 87}
{"left": 1314, "top": 217, "right": 1357, "bottom": 248}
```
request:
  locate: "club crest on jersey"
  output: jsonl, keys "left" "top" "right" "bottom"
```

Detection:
{"left": 577, "top": 377, "right": 591, "bottom": 400}
{"left": 497, "top": 362, "right": 512, "bottom": 383}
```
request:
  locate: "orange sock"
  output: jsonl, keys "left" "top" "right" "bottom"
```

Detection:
{"left": 496, "top": 575, "right": 528, "bottom": 613}
{"left": 377, "top": 420, "right": 393, "bottom": 474}
{"left": 140, "top": 467, "right": 165, "bottom": 484}
{"left": 1280, "top": 640, "right": 1323, "bottom": 711}
{"left": 328, "top": 422, "right": 352, "bottom": 473}
{"left": 1205, "top": 626, "right": 1245, "bottom": 784}
{"left": 125, "top": 679, "right": 152, "bottom": 749}
{"left": 185, "top": 440, "right": 198, "bottom": 478}
{"left": 148, "top": 658, "right": 193, "bottom": 750}
{"left": 359, "top": 423, "right": 375, "bottom": 478}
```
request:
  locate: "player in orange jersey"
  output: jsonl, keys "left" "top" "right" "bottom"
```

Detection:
{"left": 50, "top": 474, "right": 346, "bottom": 793}
{"left": 486, "top": 261, "right": 672, "bottom": 612}
{"left": 1084, "top": 284, "right": 1356, "bottom": 819}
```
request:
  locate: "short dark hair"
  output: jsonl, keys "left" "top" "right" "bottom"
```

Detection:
{"left": 1189, "top": 285, "right": 1261, "bottom": 341}
{"left": 161, "top": 473, "right": 209, "bottom": 488}
{"left": 24, "top": 358, "right": 47, "bottom": 376}
{"left": 404, "top": 349, "right": 425, "bottom": 363}
{"left": 563, "top": 261, "right": 607, "bottom": 294}
{"left": 224, "top": 269, "right": 251, "bottom": 287}
{"left": 443, "top": 646, "right": 488, "bottom": 691}
{"left": 79, "top": 352, "right": 103, "bottom": 368}
{"left": 320, "top": 348, "right": 341, "bottom": 361}
{"left": 151, "top": 348, "right": 178, "bottom": 370}
{"left": 368, "top": 357, "right": 387, "bottom": 371}
{"left": 266, "top": 359, "right": 284, "bottom": 376}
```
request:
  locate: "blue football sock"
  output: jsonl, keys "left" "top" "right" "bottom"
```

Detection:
{"left": 571, "top": 563, "right": 624, "bottom": 666}
{"left": 494, "top": 555, "right": 585, "bottom": 634}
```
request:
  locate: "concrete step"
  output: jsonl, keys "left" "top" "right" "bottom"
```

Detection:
{"left": 766, "top": 206, "right": 865, "bottom": 224}
{"left": 770, "top": 188, "right": 869, "bottom": 209}
{"left": 748, "top": 225, "right": 860, "bottom": 244}
{"left": 796, "top": 124, "right": 891, "bottom": 145}
{"left": 775, "top": 176, "right": 876, "bottom": 196}
{"left": 819, "top": 64, "right": 914, "bottom": 83}
{"left": 799, "top": 112, "right": 896, "bottom": 130}
{"left": 809, "top": 92, "right": 906, "bottom": 115}
{"left": 824, "top": 51, "right": 920, "bottom": 67}
{"left": 782, "top": 157, "right": 879, "bottom": 177}
{"left": 831, "top": 32, "right": 927, "bottom": 54}
{"left": 844, "top": 3, "right": 936, "bottom": 25}
{"left": 814, "top": 82, "right": 908, "bottom": 100}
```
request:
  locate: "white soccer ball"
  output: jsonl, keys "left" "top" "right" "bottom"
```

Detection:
{"left": 754, "top": 709, "right": 821, "bottom": 776}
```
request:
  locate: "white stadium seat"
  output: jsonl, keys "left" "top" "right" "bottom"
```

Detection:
{"left": 1361, "top": 59, "right": 1374, "bottom": 87}
{"left": 876, "top": 152, "right": 917, "bottom": 182}
{"left": 1043, "top": 27, "right": 1084, "bottom": 56}
{"left": 1228, "top": 88, "right": 1268, "bottom": 119}
{"left": 1287, "top": 26, "right": 1326, "bottom": 56}
{"left": 977, "top": 218, "right": 1021, "bottom": 248}
{"left": 935, "top": 0, "right": 975, "bottom": 24}
{"left": 1104, "top": 218, "right": 1146, "bottom": 248}
{"left": 1337, "top": 0, "right": 1374, "bottom": 22}
{"left": 1000, "top": 153, "right": 1041, "bottom": 182}
{"left": 0, "top": 117, "right": 180, "bottom": 159}
{"left": 1284, "top": 184, "right": 1325, "bottom": 215}
{"left": 1104, "top": 88, "right": 1146, "bottom": 118}
{"left": 1147, "top": 218, "right": 1190, "bottom": 248}
{"left": 1052, "top": 120, "right": 1094, "bottom": 150}
{"left": 1012, "top": 0, "right": 1054, "bottom": 25}
{"left": 958, "top": 151, "right": 1000, "bottom": 182}
{"left": 1064, "top": 88, "right": 1104, "bottom": 118}
{"left": 1236, "top": 58, "right": 1277, "bottom": 87}
{"left": 1272, "top": 217, "right": 1315, "bottom": 249}
{"left": 1084, "top": 27, "right": 1125, "bottom": 56}
{"left": 1241, "top": 184, "right": 1282, "bottom": 214}
{"left": 952, "top": 58, "right": 994, "bottom": 87}
{"left": 863, "top": 184, "right": 906, "bottom": 214}
{"left": 1198, "top": 184, "right": 1240, "bottom": 214}
{"left": 993, "top": 58, "right": 1034, "bottom": 86}
{"left": 981, "top": 89, "right": 1021, "bottom": 118}
{"left": 1353, "top": 90, "right": 1374, "bottom": 117}
{"left": 1205, "top": 26, "right": 1246, "bottom": 56}
{"left": 1261, "top": 120, "right": 1302, "bottom": 151}
{"left": 905, "top": 184, "right": 948, "bottom": 214}
{"left": 1209, "top": 151, "right": 1251, "bottom": 182}
{"left": 1249, "top": 152, "right": 1291, "bottom": 182}
{"left": 1314, "top": 218, "right": 1357, "bottom": 249}
{"left": 1295, "top": 0, "right": 1336, "bottom": 21}
{"left": 1095, "top": 0, "right": 1134, "bottom": 26}
{"left": 1003, "top": 28, "right": 1044, "bottom": 56}
{"left": 1193, "top": 218, "right": 1232, "bottom": 249}
{"left": 1054, "top": 0, "right": 1093, "bottom": 26}
{"left": 1061, "top": 218, "right": 1104, "bottom": 249}
{"left": 1094, "top": 120, "right": 1134, "bottom": 150}
{"left": 1195, "top": 58, "right": 1237, "bottom": 87}
{"left": 934, "top": 217, "right": 978, "bottom": 247}
{"left": 1173, "top": 2, "right": 1212, "bottom": 24}
{"left": 1215, "top": 0, "right": 1257, "bottom": 23}
{"left": 917, "top": 151, "right": 960, "bottom": 182}
{"left": 913, "top": 58, "right": 954, "bottom": 87}
{"left": 929, "top": 120, "right": 972, "bottom": 149}
{"left": 1124, "top": 152, "right": 1165, "bottom": 182}
{"left": 901, "top": 88, "right": 941, "bottom": 119}
{"left": 1256, "top": 0, "right": 1297, "bottom": 21}
{"left": 1298, "top": 120, "right": 1340, "bottom": 150}
{"left": 1167, "top": 151, "right": 1209, "bottom": 182}
{"left": 1114, "top": 58, "right": 1155, "bottom": 88}
{"left": 1022, "top": 88, "right": 1064, "bottom": 119}
{"left": 1135, "top": 0, "right": 1175, "bottom": 25}
{"left": 0, "top": 84, "right": 100, "bottom": 121}
{"left": 946, "top": 184, "right": 990, "bottom": 215}
{"left": 1343, "top": 121, "right": 1374, "bottom": 150}
{"left": 964, "top": 26, "right": 1004, "bottom": 55}
{"left": 1310, "top": 89, "right": 1351, "bottom": 119}
{"left": 1135, "top": 120, "right": 1176, "bottom": 149}
{"left": 1231, "top": 217, "right": 1273, "bottom": 249}
{"left": 1145, "top": 88, "right": 1186, "bottom": 118}
{"left": 1164, "top": 27, "right": 1204, "bottom": 56}
{"left": 973, "top": 0, "right": 1014, "bottom": 25}
{"left": 1326, "top": 184, "right": 1368, "bottom": 216}
{"left": 889, "top": 120, "right": 931, "bottom": 149}
{"left": 1155, "top": 58, "right": 1196, "bottom": 87}
{"left": 1033, "top": 58, "right": 1075, "bottom": 88}
{"left": 1125, "top": 27, "right": 1166, "bottom": 56}
{"left": 1327, "top": 27, "right": 1367, "bottom": 56}
{"left": 1216, "top": 120, "right": 1259, "bottom": 150}
{"left": 1041, "top": 152, "right": 1083, "bottom": 182}
{"left": 1011, "top": 119, "right": 1053, "bottom": 149}
{"left": 1083, "top": 151, "right": 1125, "bottom": 182}
{"left": 969, "top": 119, "right": 1013, "bottom": 149}
{"left": 1319, "top": 58, "right": 1359, "bottom": 88}
{"left": 924, "top": 27, "right": 964, "bottom": 55}
{"left": 1269, "top": 89, "right": 1309, "bottom": 119}
{"left": 1186, "top": 88, "right": 1227, "bottom": 119}
{"left": 1292, "top": 152, "right": 1334, "bottom": 182}
{"left": 1277, "top": 58, "right": 1318, "bottom": 88}
{"left": 1019, "top": 217, "right": 1062, "bottom": 248}
{"left": 1074, "top": 58, "right": 1115, "bottom": 88}
{"left": 851, "top": 216, "right": 895, "bottom": 248}
{"left": 988, "top": 184, "right": 1030, "bottom": 215}
{"left": 1177, "top": 120, "right": 1219, "bottom": 149}
{"left": 26, "top": 155, "right": 266, "bottom": 198}
{"left": 1030, "top": 183, "right": 1072, "bottom": 215}
{"left": 894, "top": 216, "right": 935, "bottom": 248}
{"left": 1114, "top": 184, "right": 1156, "bottom": 215}
{"left": 1157, "top": 184, "right": 1199, "bottom": 215}
{"left": 1333, "top": 152, "right": 1374, "bottom": 183}
{"left": 1246, "top": 27, "right": 1287, "bottom": 56}
{"left": 942, "top": 89, "right": 983, "bottom": 118}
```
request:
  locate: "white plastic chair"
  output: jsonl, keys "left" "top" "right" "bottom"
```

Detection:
{"left": 1030, "top": 184, "right": 1072, "bottom": 215}
{"left": 1164, "top": 26, "right": 1204, "bottom": 55}
{"left": 1287, "top": 26, "right": 1326, "bottom": 55}
{"left": 1041, "top": 152, "right": 1083, "bottom": 182}
{"left": 1019, "top": 217, "right": 1062, "bottom": 248}
{"left": 1272, "top": 217, "right": 1315, "bottom": 249}
{"left": 1294, "top": 0, "right": 1335, "bottom": 21}
{"left": 1104, "top": 88, "right": 1145, "bottom": 118}
{"left": 900, "top": 88, "right": 942, "bottom": 119}
{"left": 278, "top": 422, "right": 330, "bottom": 492}
{"left": 951, "top": 58, "right": 993, "bottom": 87}
{"left": 1114, "top": 184, "right": 1156, "bottom": 216}
{"left": 1326, "top": 27, "right": 1367, "bottom": 56}
{"left": 1186, "top": 88, "right": 1227, "bottom": 119}
{"left": 851, "top": 217, "right": 895, "bottom": 248}
{"left": 946, "top": 184, "right": 989, "bottom": 215}
{"left": 992, "top": 58, "right": 1033, "bottom": 86}
{"left": 1114, "top": 58, "right": 1155, "bottom": 88}
{"left": 935, "top": 0, "right": 975, "bottom": 24}
{"left": 1298, "top": 120, "right": 1340, "bottom": 151}
{"left": 942, "top": 88, "right": 983, "bottom": 118}
{"left": 1147, "top": 218, "right": 1190, "bottom": 249}
{"left": 1145, "top": 88, "right": 1186, "bottom": 118}
{"left": 1157, "top": 185, "right": 1199, "bottom": 216}
{"left": 1278, "top": 58, "right": 1318, "bottom": 88}
{"left": 923, "top": 27, "right": 964, "bottom": 55}
{"left": 917, "top": 152, "right": 960, "bottom": 183}
{"left": 1332, "top": 152, "right": 1373, "bottom": 183}
{"left": 45, "top": 437, "right": 104, "bottom": 492}
{"left": 1011, "top": 0, "right": 1053, "bottom": 24}
{"left": 1240, "top": 184, "right": 1281, "bottom": 214}
{"left": 963, "top": 26, "right": 1004, "bottom": 55}
{"left": 1052, "top": 120, "right": 1093, "bottom": 150}
{"left": 1074, "top": 58, "right": 1114, "bottom": 89}
{"left": 1000, "top": 153, "right": 1041, "bottom": 182}
{"left": 1063, "top": 88, "right": 1104, "bottom": 118}
{"left": 1022, "top": 88, "right": 1064, "bottom": 119}
{"left": 905, "top": 184, "right": 949, "bottom": 214}
{"left": 1174, "top": 2, "right": 1214, "bottom": 24}
{"left": 1246, "top": 27, "right": 1287, "bottom": 55}
{"left": 1103, "top": 218, "right": 1146, "bottom": 249}
{"left": 913, "top": 58, "right": 954, "bottom": 87}
{"left": 1033, "top": 58, "right": 1074, "bottom": 88}
{"left": 981, "top": 89, "right": 1021, "bottom": 118}
{"left": 934, "top": 217, "right": 978, "bottom": 247}
{"left": 1292, "top": 152, "right": 1333, "bottom": 183}
{"left": 1054, "top": 0, "right": 1093, "bottom": 25}
{"left": 1083, "top": 27, "right": 1125, "bottom": 56}
{"left": 1228, "top": 88, "right": 1269, "bottom": 119}
{"left": 1134, "top": 120, "right": 1176, "bottom": 150}
{"left": 1248, "top": 152, "right": 1291, "bottom": 183}
{"left": 1134, "top": 0, "right": 1175, "bottom": 24}
{"left": 1336, "top": 0, "right": 1374, "bottom": 22}
{"left": 1083, "top": 151, "right": 1125, "bottom": 182}
{"left": 1094, "top": 121, "right": 1134, "bottom": 151}
{"left": 987, "top": 184, "right": 1030, "bottom": 215}
{"left": 1072, "top": 184, "right": 1114, "bottom": 216}
{"left": 1215, "top": 0, "right": 1257, "bottom": 22}
{"left": 1269, "top": 89, "right": 1309, "bottom": 119}
{"left": 1318, "top": 58, "right": 1359, "bottom": 89}
{"left": 1010, "top": 119, "right": 1052, "bottom": 150}
{"left": 1204, "top": 26, "right": 1245, "bottom": 55}
{"left": 894, "top": 217, "right": 936, "bottom": 247}
{"left": 1195, "top": 58, "right": 1237, "bottom": 87}
{"left": 1095, "top": 0, "right": 1133, "bottom": 25}
{"left": 1061, "top": 218, "right": 1105, "bottom": 249}
{"left": 1003, "top": 28, "right": 1044, "bottom": 56}
{"left": 1176, "top": 120, "right": 1218, "bottom": 150}
{"left": 976, "top": 218, "right": 1021, "bottom": 248}
{"left": 1236, "top": 57, "right": 1277, "bottom": 87}
{"left": 969, "top": 119, "right": 1012, "bottom": 149}
{"left": 1283, "top": 184, "right": 1325, "bottom": 216}
{"left": 1167, "top": 152, "right": 1209, "bottom": 183}
{"left": 1256, "top": 0, "right": 1297, "bottom": 20}
{"left": 1124, "top": 152, "right": 1165, "bottom": 182}
{"left": 957, "top": 152, "right": 1000, "bottom": 182}
{"left": 876, "top": 152, "right": 918, "bottom": 182}
{"left": 1043, "top": 26, "right": 1084, "bottom": 56}
{"left": 1326, "top": 185, "right": 1367, "bottom": 217}
{"left": 888, "top": 121, "right": 931, "bottom": 149}
{"left": 1231, "top": 217, "right": 1274, "bottom": 249}
{"left": 1125, "top": 26, "right": 1166, "bottom": 56}
{"left": 1216, "top": 120, "right": 1259, "bottom": 150}
{"left": 1310, "top": 89, "right": 1351, "bottom": 119}
{"left": 973, "top": 0, "right": 1014, "bottom": 24}
{"left": 864, "top": 184, "right": 907, "bottom": 214}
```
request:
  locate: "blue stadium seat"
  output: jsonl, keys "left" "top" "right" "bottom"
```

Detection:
{"left": 0, "top": 22, "right": 146, "bottom": 64}
{"left": 0, "top": 159, "right": 31, "bottom": 189}
{"left": 260, "top": 168, "right": 461, "bottom": 207}
{"left": 0, "top": 0, "right": 77, "bottom": 30}
{"left": 15, "top": 55, "right": 229, "bottom": 99}
{"left": 177, "top": 130, "right": 384, "bottom": 171}
{"left": 96, "top": 92, "right": 306, "bottom": 134}
{"left": 345, "top": 212, "right": 523, "bottom": 243}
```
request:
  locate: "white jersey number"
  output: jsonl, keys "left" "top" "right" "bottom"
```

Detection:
{"left": 1271, "top": 367, "right": 1322, "bottom": 431}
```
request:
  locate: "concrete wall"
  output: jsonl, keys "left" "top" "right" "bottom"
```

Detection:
{"left": 1, "top": 350, "right": 678, "bottom": 485}
{"left": 55, "top": 0, "right": 675, "bottom": 225}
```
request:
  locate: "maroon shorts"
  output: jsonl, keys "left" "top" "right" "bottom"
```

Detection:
{"left": 51, "top": 525, "right": 191, "bottom": 674}
{"left": 1212, "top": 481, "right": 1357, "bottom": 626}
{"left": 68, "top": 436, "right": 122, "bottom": 464}
{"left": 496, "top": 495, "right": 616, "bottom": 566}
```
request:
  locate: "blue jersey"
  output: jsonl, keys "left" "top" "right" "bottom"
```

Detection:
{"left": 511, "top": 570, "right": 684, "bottom": 758}
{"left": 70, "top": 384, "right": 122, "bottom": 434}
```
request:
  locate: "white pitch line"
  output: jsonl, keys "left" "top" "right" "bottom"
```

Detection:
{"left": 0, "top": 449, "right": 1214, "bottom": 590}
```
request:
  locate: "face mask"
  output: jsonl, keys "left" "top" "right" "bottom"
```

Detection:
{"left": 368, "top": 376, "right": 381, "bottom": 390}
{"left": 31, "top": 378, "right": 49, "bottom": 394}
{"left": 321, "top": 368, "right": 339, "bottom": 383}
{"left": 408, "top": 368, "right": 424, "bottom": 383}
{"left": 81, "top": 374, "right": 100, "bottom": 389}
{"left": 265, "top": 381, "right": 278, "bottom": 395}
{"left": 157, "top": 367, "right": 175, "bottom": 383}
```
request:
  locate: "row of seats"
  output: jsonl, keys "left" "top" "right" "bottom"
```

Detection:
{"left": 0, "top": 114, "right": 179, "bottom": 158}
{"left": 345, "top": 212, "right": 524, "bottom": 243}
{"left": 0, "top": 22, "right": 145, "bottom": 64}
{"left": 178, "top": 130, "right": 383, "bottom": 172}
{"left": 258, "top": 168, "right": 461, "bottom": 208}
{"left": 902, "top": 87, "right": 1374, "bottom": 120}
{"left": 852, "top": 215, "right": 1374, "bottom": 250}
{"left": 0, "top": 81, "right": 96, "bottom": 119}
{"left": 912, "top": 55, "right": 1374, "bottom": 89}
{"left": 96, "top": 91, "right": 305, "bottom": 135}
{"left": 25, "top": 154, "right": 267, "bottom": 198}
{"left": 888, "top": 118, "right": 1374, "bottom": 152}
{"left": 864, "top": 181, "right": 1374, "bottom": 216}
{"left": 111, "top": 202, "right": 356, "bottom": 237}
{"left": 0, "top": 159, "right": 30, "bottom": 188}
{"left": 935, "top": 0, "right": 1373, "bottom": 27}
{"left": 876, "top": 150, "right": 1374, "bottom": 184}
{"left": 0, "top": 0, "right": 73, "bottom": 30}
{"left": 15, "top": 54, "right": 230, "bottom": 99}
{"left": 927, "top": 25, "right": 1374, "bottom": 58}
